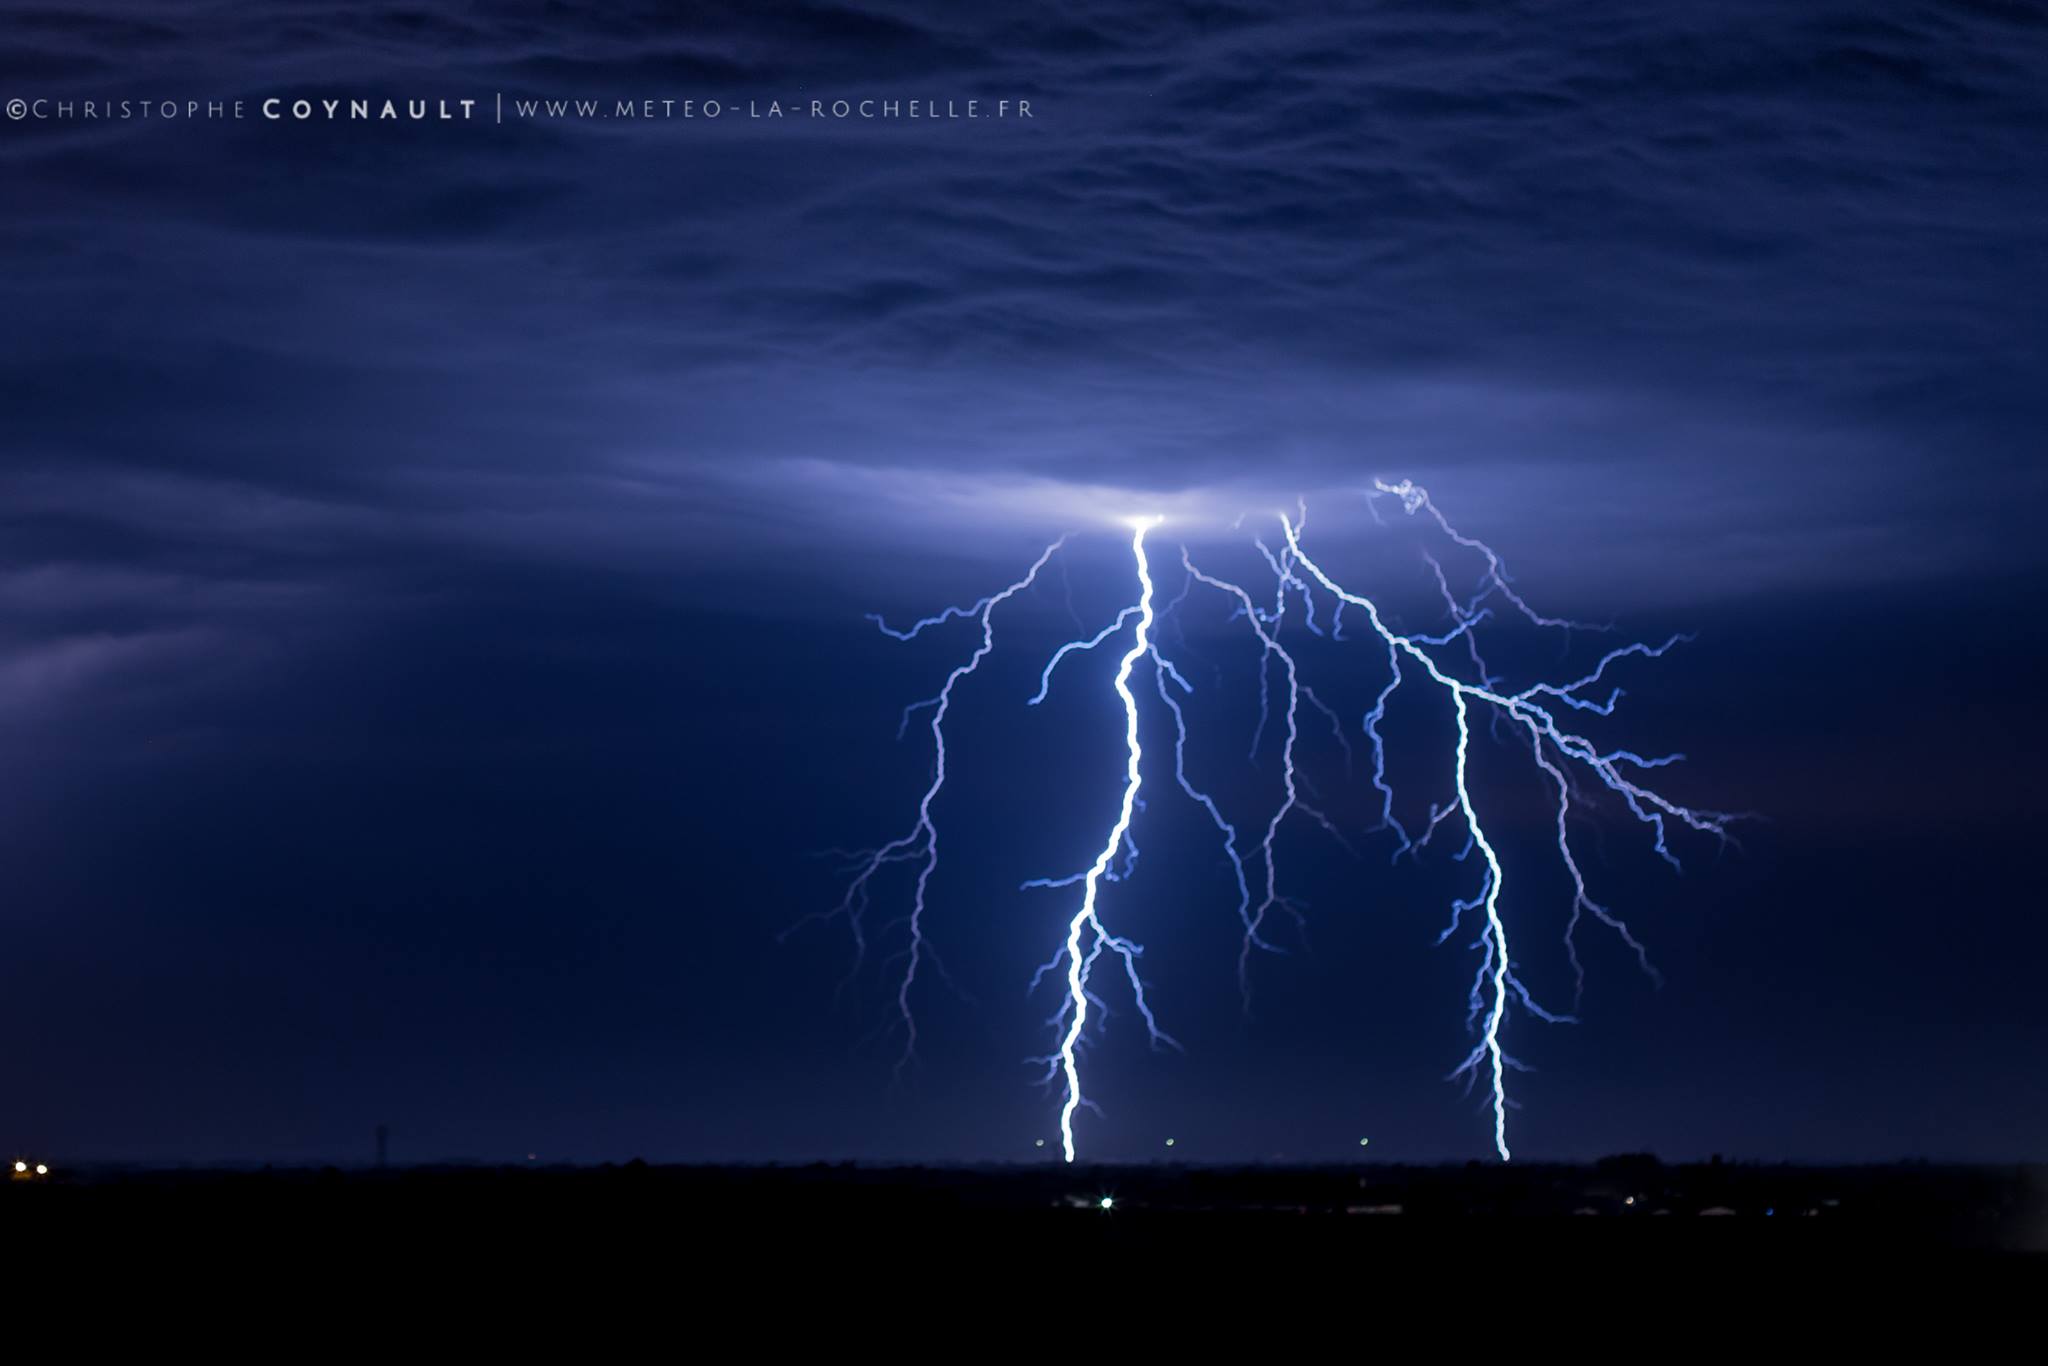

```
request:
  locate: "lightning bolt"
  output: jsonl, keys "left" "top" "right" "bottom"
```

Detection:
{"left": 819, "top": 483, "right": 1737, "bottom": 1162}
{"left": 1045, "top": 516, "right": 1166, "bottom": 1162}
{"left": 811, "top": 536, "right": 1069, "bottom": 1074}
{"left": 1274, "top": 505, "right": 1736, "bottom": 1159}
{"left": 1180, "top": 551, "right": 1343, "bottom": 1003}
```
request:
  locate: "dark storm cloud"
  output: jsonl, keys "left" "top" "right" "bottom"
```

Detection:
{"left": 3, "top": 0, "right": 2044, "bottom": 637}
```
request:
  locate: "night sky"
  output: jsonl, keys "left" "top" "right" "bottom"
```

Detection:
{"left": 3, "top": 1, "right": 2045, "bottom": 1165}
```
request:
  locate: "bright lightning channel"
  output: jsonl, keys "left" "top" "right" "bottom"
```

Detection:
{"left": 820, "top": 486, "right": 1737, "bottom": 1163}
{"left": 1273, "top": 507, "right": 1734, "bottom": 1158}
{"left": 1040, "top": 517, "right": 1163, "bottom": 1161}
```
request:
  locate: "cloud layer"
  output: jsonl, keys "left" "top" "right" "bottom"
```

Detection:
{"left": 3, "top": 2, "right": 2044, "bottom": 630}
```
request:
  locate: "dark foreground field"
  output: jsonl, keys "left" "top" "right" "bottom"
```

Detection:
{"left": 6, "top": 1163, "right": 2043, "bottom": 1343}
{"left": 9, "top": 1158, "right": 2043, "bottom": 1286}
